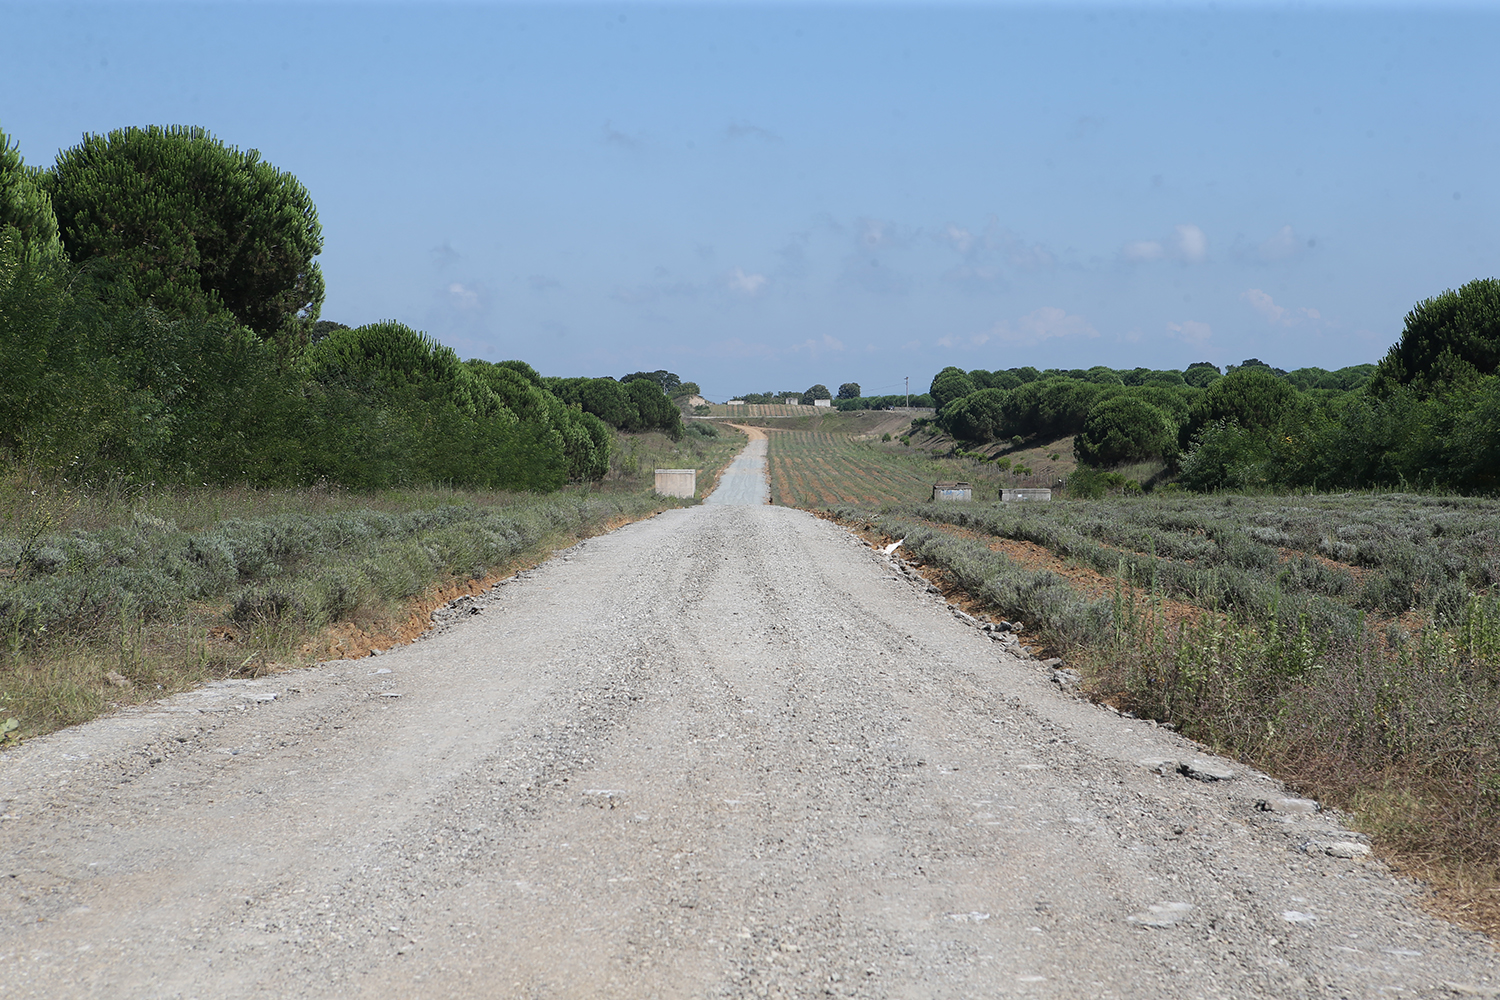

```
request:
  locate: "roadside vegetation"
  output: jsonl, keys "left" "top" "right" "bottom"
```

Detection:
{"left": 0, "top": 421, "right": 742, "bottom": 744}
{"left": 924, "top": 276, "right": 1500, "bottom": 496}
{"left": 0, "top": 122, "right": 741, "bottom": 745}
{"left": 800, "top": 478, "right": 1500, "bottom": 935}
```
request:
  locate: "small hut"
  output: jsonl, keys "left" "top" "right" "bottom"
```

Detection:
{"left": 931, "top": 481, "right": 972, "bottom": 502}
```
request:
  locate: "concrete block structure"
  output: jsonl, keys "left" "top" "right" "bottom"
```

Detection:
{"left": 931, "top": 482, "right": 973, "bottom": 501}
{"left": 654, "top": 469, "right": 697, "bottom": 498}
{"left": 1001, "top": 488, "right": 1052, "bottom": 502}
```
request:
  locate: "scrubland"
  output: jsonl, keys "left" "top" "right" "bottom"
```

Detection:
{"left": 0, "top": 423, "right": 743, "bottom": 745}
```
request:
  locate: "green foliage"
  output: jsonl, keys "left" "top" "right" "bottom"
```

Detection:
{"left": 1183, "top": 364, "right": 1221, "bottom": 388}
{"left": 837, "top": 382, "right": 861, "bottom": 399}
{"left": 46, "top": 125, "right": 323, "bottom": 342}
{"left": 1376, "top": 278, "right": 1500, "bottom": 394}
{"left": 800, "top": 383, "right": 831, "bottom": 405}
{"left": 1074, "top": 396, "right": 1177, "bottom": 466}
{"left": 969, "top": 369, "right": 1023, "bottom": 391}
{"left": 621, "top": 369, "right": 682, "bottom": 395}
{"left": 834, "top": 392, "right": 934, "bottom": 411}
{"left": 545, "top": 375, "right": 681, "bottom": 439}
{"left": 0, "top": 127, "right": 60, "bottom": 254}
{"left": 1194, "top": 366, "right": 1298, "bottom": 432}
{"left": 627, "top": 377, "right": 684, "bottom": 439}
{"left": 929, "top": 366, "right": 976, "bottom": 410}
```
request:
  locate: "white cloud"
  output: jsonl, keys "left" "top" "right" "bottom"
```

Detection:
{"left": 1243, "top": 288, "right": 1322, "bottom": 326}
{"left": 728, "top": 268, "right": 767, "bottom": 295}
{"left": 1121, "top": 223, "right": 1207, "bottom": 264}
{"left": 1258, "top": 225, "right": 1302, "bottom": 262}
{"left": 447, "top": 282, "right": 482, "bottom": 311}
{"left": 989, "top": 307, "right": 1099, "bottom": 345}
{"left": 1243, "top": 288, "right": 1286, "bottom": 323}
{"left": 941, "top": 224, "right": 976, "bottom": 255}
{"left": 1167, "top": 319, "right": 1213, "bottom": 344}
{"left": 1174, "top": 224, "right": 1207, "bottom": 263}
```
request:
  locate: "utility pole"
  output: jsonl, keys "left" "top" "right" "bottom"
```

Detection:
{"left": 905, "top": 376, "right": 909, "bottom": 409}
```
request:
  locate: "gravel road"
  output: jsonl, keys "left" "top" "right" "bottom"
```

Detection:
{"left": 1, "top": 442, "right": 1495, "bottom": 998}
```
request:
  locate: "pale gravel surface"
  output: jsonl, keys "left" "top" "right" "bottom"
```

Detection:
{"left": 0, "top": 445, "right": 1495, "bottom": 999}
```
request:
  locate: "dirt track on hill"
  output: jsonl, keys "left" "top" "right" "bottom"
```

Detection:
{"left": 1, "top": 450, "right": 1496, "bottom": 998}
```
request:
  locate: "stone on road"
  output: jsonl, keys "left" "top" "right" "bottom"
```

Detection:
{"left": 0, "top": 443, "right": 1495, "bottom": 998}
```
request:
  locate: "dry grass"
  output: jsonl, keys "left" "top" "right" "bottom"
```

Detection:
{"left": 0, "top": 424, "right": 753, "bottom": 746}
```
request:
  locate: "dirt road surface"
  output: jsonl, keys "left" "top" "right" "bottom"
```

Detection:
{"left": 1, "top": 443, "right": 1495, "bottom": 998}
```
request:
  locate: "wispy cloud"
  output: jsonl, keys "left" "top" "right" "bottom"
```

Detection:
{"left": 988, "top": 307, "right": 1099, "bottom": 345}
{"left": 1233, "top": 224, "right": 1315, "bottom": 264}
{"left": 728, "top": 268, "right": 767, "bottom": 295}
{"left": 790, "top": 334, "right": 844, "bottom": 358}
{"left": 447, "top": 281, "right": 484, "bottom": 312}
{"left": 726, "top": 120, "right": 781, "bottom": 143}
{"left": 603, "top": 120, "right": 643, "bottom": 149}
{"left": 1167, "top": 319, "right": 1213, "bottom": 344}
{"left": 1243, "top": 288, "right": 1321, "bottom": 326}
{"left": 936, "top": 219, "right": 1055, "bottom": 271}
{"left": 936, "top": 332, "right": 996, "bottom": 349}
{"left": 1122, "top": 223, "right": 1207, "bottom": 264}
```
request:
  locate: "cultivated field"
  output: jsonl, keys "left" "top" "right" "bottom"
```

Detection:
{"left": 764, "top": 423, "right": 1062, "bottom": 506}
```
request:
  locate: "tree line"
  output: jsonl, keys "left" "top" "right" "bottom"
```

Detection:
{"left": 929, "top": 280, "right": 1500, "bottom": 494}
{"left": 0, "top": 124, "right": 683, "bottom": 490}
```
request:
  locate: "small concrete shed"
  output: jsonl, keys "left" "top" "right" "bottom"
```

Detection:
{"left": 931, "top": 481, "right": 973, "bottom": 501}
{"left": 654, "top": 469, "right": 697, "bottom": 498}
{"left": 1001, "top": 488, "right": 1052, "bottom": 502}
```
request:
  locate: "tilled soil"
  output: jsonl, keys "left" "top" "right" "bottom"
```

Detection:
{"left": 1, "top": 498, "right": 1496, "bottom": 998}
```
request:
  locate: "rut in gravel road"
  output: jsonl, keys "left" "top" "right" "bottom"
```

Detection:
{"left": 0, "top": 446, "right": 1496, "bottom": 999}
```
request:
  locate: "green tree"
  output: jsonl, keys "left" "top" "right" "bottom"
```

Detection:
{"left": 46, "top": 125, "right": 324, "bottom": 341}
{"left": 1073, "top": 396, "right": 1177, "bottom": 467}
{"left": 627, "top": 377, "right": 684, "bottom": 438}
{"left": 1375, "top": 278, "right": 1500, "bottom": 394}
{"left": 1181, "top": 367, "right": 1298, "bottom": 446}
{"left": 1183, "top": 362, "right": 1221, "bottom": 388}
{"left": 837, "top": 382, "right": 861, "bottom": 399}
{"left": 621, "top": 369, "right": 682, "bottom": 395}
{"left": 0, "top": 127, "right": 60, "bottom": 254}
{"left": 929, "top": 367, "right": 976, "bottom": 409}
{"left": 801, "top": 384, "right": 831, "bottom": 404}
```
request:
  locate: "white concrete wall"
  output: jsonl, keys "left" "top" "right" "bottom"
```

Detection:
{"left": 654, "top": 469, "right": 697, "bottom": 498}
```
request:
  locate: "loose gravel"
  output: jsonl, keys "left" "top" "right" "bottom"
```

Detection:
{"left": 0, "top": 444, "right": 1495, "bottom": 998}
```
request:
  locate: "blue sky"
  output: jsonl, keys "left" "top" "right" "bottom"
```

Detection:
{"left": 4, "top": 2, "right": 1498, "bottom": 400}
